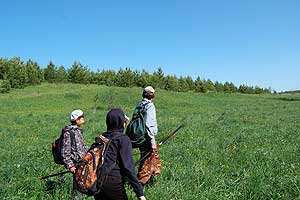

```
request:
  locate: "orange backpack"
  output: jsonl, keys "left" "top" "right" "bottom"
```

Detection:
{"left": 75, "top": 134, "right": 119, "bottom": 196}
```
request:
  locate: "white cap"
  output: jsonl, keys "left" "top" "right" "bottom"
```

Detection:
{"left": 69, "top": 109, "right": 84, "bottom": 122}
{"left": 144, "top": 86, "right": 155, "bottom": 93}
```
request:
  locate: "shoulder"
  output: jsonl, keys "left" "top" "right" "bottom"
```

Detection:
{"left": 145, "top": 102, "right": 155, "bottom": 111}
{"left": 114, "top": 134, "right": 131, "bottom": 146}
{"left": 62, "top": 125, "right": 78, "bottom": 136}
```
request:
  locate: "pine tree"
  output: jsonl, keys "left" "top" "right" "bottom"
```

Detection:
{"left": 195, "top": 77, "right": 207, "bottom": 93}
{"left": 115, "top": 67, "right": 134, "bottom": 87}
{"left": 56, "top": 66, "right": 68, "bottom": 83}
{"left": 152, "top": 67, "right": 165, "bottom": 89}
{"left": 178, "top": 76, "right": 190, "bottom": 92}
{"left": 68, "top": 62, "right": 89, "bottom": 84}
{"left": 214, "top": 81, "right": 224, "bottom": 92}
{"left": 185, "top": 76, "right": 195, "bottom": 91}
{"left": 206, "top": 79, "right": 216, "bottom": 92}
{"left": 25, "top": 59, "right": 43, "bottom": 85}
{"left": 7, "top": 57, "right": 27, "bottom": 89}
{"left": 164, "top": 75, "right": 178, "bottom": 91}
{"left": 44, "top": 61, "right": 56, "bottom": 83}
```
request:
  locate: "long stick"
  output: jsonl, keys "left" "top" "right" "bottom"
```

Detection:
{"left": 39, "top": 170, "right": 70, "bottom": 180}
{"left": 135, "top": 124, "right": 184, "bottom": 165}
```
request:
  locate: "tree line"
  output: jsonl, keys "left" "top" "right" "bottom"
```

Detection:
{"left": 0, "top": 57, "right": 272, "bottom": 94}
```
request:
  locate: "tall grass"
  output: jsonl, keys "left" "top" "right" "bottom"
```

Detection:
{"left": 1, "top": 83, "right": 300, "bottom": 199}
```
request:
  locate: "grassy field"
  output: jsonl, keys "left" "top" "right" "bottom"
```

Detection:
{"left": 1, "top": 83, "right": 300, "bottom": 199}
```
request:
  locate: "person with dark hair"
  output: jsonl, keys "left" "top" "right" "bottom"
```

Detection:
{"left": 94, "top": 108, "right": 146, "bottom": 200}
{"left": 60, "top": 109, "right": 89, "bottom": 199}
{"left": 136, "top": 86, "right": 161, "bottom": 185}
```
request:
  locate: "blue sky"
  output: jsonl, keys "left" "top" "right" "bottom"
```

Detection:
{"left": 0, "top": 0, "right": 299, "bottom": 92}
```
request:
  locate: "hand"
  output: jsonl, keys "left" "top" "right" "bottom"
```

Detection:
{"left": 152, "top": 147, "right": 158, "bottom": 153}
{"left": 69, "top": 167, "right": 76, "bottom": 174}
{"left": 139, "top": 196, "right": 146, "bottom": 200}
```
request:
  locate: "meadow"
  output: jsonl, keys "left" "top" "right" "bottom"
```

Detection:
{"left": 1, "top": 83, "right": 300, "bottom": 199}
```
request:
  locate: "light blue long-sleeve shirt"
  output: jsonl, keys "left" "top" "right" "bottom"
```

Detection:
{"left": 138, "top": 98, "right": 158, "bottom": 147}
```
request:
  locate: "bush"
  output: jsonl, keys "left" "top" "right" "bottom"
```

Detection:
{"left": 0, "top": 80, "right": 11, "bottom": 93}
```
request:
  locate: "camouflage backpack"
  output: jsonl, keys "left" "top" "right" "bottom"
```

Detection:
{"left": 75, "top": 133, "right": 121, "bottom": 196}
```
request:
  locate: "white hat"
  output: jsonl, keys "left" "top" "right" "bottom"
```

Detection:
{"left": 69, "top": 109, "right": 84, "bottom": 122}
{"left": 144, "top": 86, "right": 155, "bottom": 93}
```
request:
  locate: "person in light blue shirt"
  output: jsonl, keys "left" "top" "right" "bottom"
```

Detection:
{"left": 137, "top": 86, "right": 161, "bottom": 185}
{"left": 138, "top": 86, "right": 158, "bottom": 148}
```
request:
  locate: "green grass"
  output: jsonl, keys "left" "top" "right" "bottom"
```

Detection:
{"left": 1, "top": 83, "right": 300, "bottom": 199}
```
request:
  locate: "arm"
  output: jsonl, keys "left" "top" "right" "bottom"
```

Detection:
{"left": 145, "top": 103, "right": 158, "bottom": 148}
{"left": 119, "top": 136, "right": 144, "bottom": 198}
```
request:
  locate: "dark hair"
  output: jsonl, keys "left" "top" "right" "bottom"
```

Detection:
{"left": 71, "top": 115, "right": 84, "bottom": 125}
{"left": 142, "top": 91, "right": 155, "bottom": 100}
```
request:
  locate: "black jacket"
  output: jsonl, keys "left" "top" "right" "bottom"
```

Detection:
{"left": 102, "top": 108, "right": 144, "bottom": 197}
{"left": 102, "top": 131, "right": 144, "bottom": 198}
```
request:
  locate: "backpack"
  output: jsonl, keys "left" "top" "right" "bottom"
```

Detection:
{"left": 75, "top": 133, "right": 120, "bottom": 196}
{"left": 126, "top": 102, "right": 149, "bottom": 148}
{"left": 51, "top": 126, "right": 75, "bottom": 165}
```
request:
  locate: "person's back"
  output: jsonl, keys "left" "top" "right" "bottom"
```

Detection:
{"left": 136, "top": 86, "right": 161, "bottom": 185}
{"left": 94, "top": 108, "right": 146, "bottom": 200}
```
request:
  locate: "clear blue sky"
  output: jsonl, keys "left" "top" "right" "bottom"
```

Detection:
{"left": 1, "top": 0, "right": 299, "bottom": 92}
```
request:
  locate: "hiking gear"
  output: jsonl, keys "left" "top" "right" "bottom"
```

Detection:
{"left": 52, "top": 126, "right": 75, "bottom": 165}
{"left": 136, "top": 124, "right": 183, "bottom": 185}
{"left": 157, "top": 124, "right": 184, "bottom": 148}
{"left": 135, "top": 124, "right": 184, "bottom": 165}
{"left": 75, "top": 134, "right": 121, "bottom": 196}
{"left": 39, "top": 170, "right": 70, "bottom": 180}
{"left": 125, "top": 102, "right": 150, "bottom": 148}
{"left": 70, "top": 109, "right": 84, "bottom": 122}
{"left": 138, "top": 149, "right": 161, "bottom": 185}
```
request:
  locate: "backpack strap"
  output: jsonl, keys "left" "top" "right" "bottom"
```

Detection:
{"left": 64, "top": 125, "right": 76, "bottom": 147}
{"left": 133, "top": 101, "right": 150, "bottom": 119}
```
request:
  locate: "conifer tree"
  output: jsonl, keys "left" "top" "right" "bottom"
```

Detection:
{"left": 195, "top": 77, "right": 207, "bottom": 93}
{"left": 56, "top": 65, "right": 68, "bottom": 83}
{"left": 44, "top": 61, "right": 56, "bottom": 83}
{"left": 8, "top": 57, "right": 26, "bottom": 88}
{"left": 115, "top": 67, "right": 134, "bottom": 87}
{"left": 206, "top": 79, "right": 216, "bottom": 92}
{"left": 25, "top": 59, "right": 42, "bottom": 85}
{"left": 164, "top": 75, "right": 178, "bottom": 91}
{"left": 152, "top": 67, "right": 165, "bottom": 89}
{"left": 214, "top": 81, "right": 224, "bottom": 92}
{"left": 68, "top": 62, "right": 89, "bottom": 83}
{"left": 178, "top": 76, "right": 190, "bottom": 92}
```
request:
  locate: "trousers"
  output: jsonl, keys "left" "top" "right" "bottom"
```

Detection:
{"left": 94, "top": 175, "right": 128, "bottom": 200}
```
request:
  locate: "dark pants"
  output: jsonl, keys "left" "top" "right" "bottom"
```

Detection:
{"left": 73, "top": 173, "right": 84, "bottom": 200}
{"left": 94, "top": 175, "right": 128, "bottom": 200}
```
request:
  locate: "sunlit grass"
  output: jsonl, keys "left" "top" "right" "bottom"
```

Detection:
{"left": 1, "top": 83, "right": 300, "bottom": 199}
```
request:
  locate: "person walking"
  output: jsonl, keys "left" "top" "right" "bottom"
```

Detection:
{"left": 94, "top": 108, "right": 146, "bottom": 200}
{"left": 135, "top": 86, "right": 161, "bottom": 185}
{"left": 61, "top": 109, "right": 89, "bottom": 199}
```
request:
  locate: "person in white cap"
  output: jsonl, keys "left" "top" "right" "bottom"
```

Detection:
{"left": 136, "top": 86, "right": 161, "bottom": 185}
{"left": 61, "top": 109, "right": 89, "bottom": 199}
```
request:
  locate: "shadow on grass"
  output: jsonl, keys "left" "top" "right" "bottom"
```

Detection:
{"left": 44, "top": 176, "right": 65, "bottom": 194}
{"left": 271, "top": 97, "right": 300, "bottom": 102}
